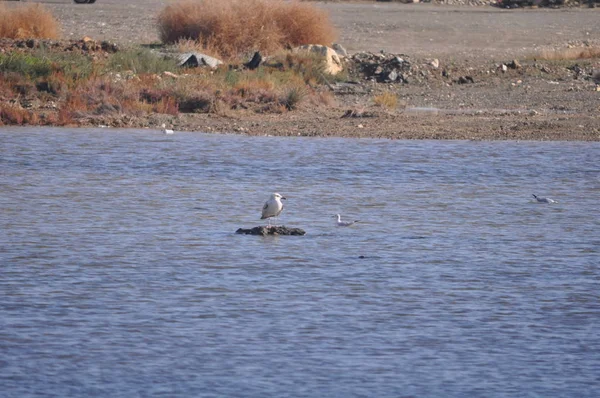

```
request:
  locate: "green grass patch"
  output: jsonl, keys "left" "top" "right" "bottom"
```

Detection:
{"left": 0, "top": 53, "right": 53, "bottom": 78}
{"left": 105, "top": 48, "right": 181, "bottom": 75}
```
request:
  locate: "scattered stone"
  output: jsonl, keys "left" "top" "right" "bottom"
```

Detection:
{"left": 244, "top": 51, "right": 262, "bottom": 70}
{"left": 176, "top": 52, "right": 223, "bottom": 69}
{"left": 456, "top": 76, "right": 475, "bottom": 84}
{"left": 567, "top": 64, "right": 585, "bottom": 79}
{"left": 294, "top": 44, "right": 344, "bottom": 75}
{"left": 381, "top": 69, "right": 398, "bottom": 82}
{"left": 430, "top": 58, "right": 440, "bottom": 69}
{"left": 350, "top": 51, "right": 412, "bottom": 83}
{"left": 236, "top": 226, "right": 306, "bottom": 236}
{"left": 508, "top": 59, "right": 522, "bottom": 69}
{"left": 500, "top": 64, "right": 508, "bottom": 73}
{"left": 100, "top": 41, "right": 119, "bottom": 53}
{"left": 341, "top": 109, "right": 376, "bottom": 118}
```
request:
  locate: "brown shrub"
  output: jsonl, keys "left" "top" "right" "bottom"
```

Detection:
{"left": 272, "top": 1, "right": 336, "bottom": 50}
{"left": 0, "top": 4, "right": 59, "bottom": 40}
{"left": 158, "top": 0, "right": 336, "bottom": 58}
{"left": 152, "top": 96, "right": 179, "bottom": 115}
{"left": 536, "top": 46, "right": 600, "bottom": 61}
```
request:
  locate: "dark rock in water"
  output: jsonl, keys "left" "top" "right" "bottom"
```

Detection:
{"left": 236, "top": 226, "right": 306, "bottom": 236}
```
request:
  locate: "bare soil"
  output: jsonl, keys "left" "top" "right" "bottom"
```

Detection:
{"left": 13, "top": 0, "right": 600, "bottom": 139}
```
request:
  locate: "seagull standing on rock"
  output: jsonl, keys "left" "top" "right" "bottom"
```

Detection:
{"left": 532, "top": 194, "right": 556, "bottom": 203}
{"left": 261, "top": 193, "right": 286, "bottom": 227}
{"left": 335, "top": 214, "right": 359, "bottom": 227}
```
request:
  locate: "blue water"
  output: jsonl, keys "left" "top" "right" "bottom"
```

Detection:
{"left": 1, "top": 127, "right": 599, "bottom": 397}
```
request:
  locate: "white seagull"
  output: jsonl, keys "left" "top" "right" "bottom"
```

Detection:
{"left": 161, "top": 123, "right": 174, "bottom": 135}
{"left": 261, "top": 193, "right": 286, "bottom": 226}
{"left": 532, "top": 194, "right": 556, "bottom": 204}
{"left": 335, "top": 214, "right": 359, "bottom": 227}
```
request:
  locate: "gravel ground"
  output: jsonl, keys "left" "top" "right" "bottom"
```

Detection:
{"left": 34, "top": 0, "right": 600, "bottom": 60}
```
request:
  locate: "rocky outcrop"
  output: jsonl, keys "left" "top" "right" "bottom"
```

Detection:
{"left": 293, "top": 45, "right": 344, "bottom": 75}
{"left": 236, "top": 226, "right": 306, "bottom": 236}
{"left": 350, "top": 52, "right": 413, "bottom": 83}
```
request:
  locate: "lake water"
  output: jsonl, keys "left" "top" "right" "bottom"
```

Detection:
{"left": 1, "top": 127, "right": 599, "bottom": 397}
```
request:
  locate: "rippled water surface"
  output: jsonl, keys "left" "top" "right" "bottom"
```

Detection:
{"left": 1, "top": 127, "right": 599, "bottom": 397}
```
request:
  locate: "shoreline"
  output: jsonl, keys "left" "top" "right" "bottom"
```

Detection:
{"left": 20, "top": 108, "right": 595, "bottom": 141}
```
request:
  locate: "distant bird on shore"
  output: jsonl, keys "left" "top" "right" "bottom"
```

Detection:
{"left": 261, "top": 193, "right": 286, "bottom": 226}
{"left": 161, "top": 123, "right": 174, "bottom": 135}
{"left": 532, "top": 194, "right": 556, "bottom": 204}
{"left": 334, "top": 214, "right": 359, "bottom": 227}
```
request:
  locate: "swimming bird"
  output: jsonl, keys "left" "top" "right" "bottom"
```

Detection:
{"left": 335, "top": 214, "right": 359, "bottom": 227}
{"left": 161, "top": 123, "right": 174, "bottom": 135}
{"left": 261, "top": 193, "right": 286, "bottom": 226}
{"left": 532, "top": 194, "right": 556, "bottom": 204}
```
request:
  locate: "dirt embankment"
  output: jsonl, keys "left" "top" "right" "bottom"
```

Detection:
{"left": 5, "top": 0, "right": 600, "bottom": 140}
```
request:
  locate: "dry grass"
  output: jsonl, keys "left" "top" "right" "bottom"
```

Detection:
{"left": 535, "top": 46, "right": 600, "bottom": 61}
{"left": 373, "top": 91, "right": 398, "bottom": 109}
{"left": 310, "top": 90, "right": 337, "bottom": 107}
{"left": 0, "top": 39, "right": 342, "bottom": 126}
{"left": 158, "top": 0, "right": 336, "bottom": 58}
{"left": 0, "top": 104, "right": 40, "bottom": 125}
{"left": 0, "top": 4, "right": 59, "bottom": 40}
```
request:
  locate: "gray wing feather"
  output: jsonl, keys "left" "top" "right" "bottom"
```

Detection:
{"left": 261, "top": 201, "right": 271, "bottom": 219}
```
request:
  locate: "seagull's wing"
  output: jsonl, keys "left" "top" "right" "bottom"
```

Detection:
{"left": 261, "top": 201, "right": 271, "bottom": 219}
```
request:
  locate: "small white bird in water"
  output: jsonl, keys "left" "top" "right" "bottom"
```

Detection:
{"left": 532, "top": 194, "right": 556, "bottom": 204}
{"left": 261, "top": 193, "right": 286, "bottom": 226}
{"left": 161, "top": 123, "right": 174, "bottom": 135}
{"left": 335, "top": 214, "right": 359, "bottom": 227}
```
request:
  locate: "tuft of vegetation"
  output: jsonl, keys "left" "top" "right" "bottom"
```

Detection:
{"left": 0, "top": 50, "right": 95, "bottom": 80}
{"left": 0, "top": 53, "right": 53, "bottom": 79}
{"left": 0, "top": 4, "right": 59, "bottom": 40}
{"left": 281, "top": 86, "right": 306, "bottom": 110}
{"left": 105, "top": 48, "right": 181, "bottom": 74}
{"left": 373, "top": 91, "right": 398, "bottom": 109}
{"left": 157, "top": 0, "right": 336, "bottom": 58}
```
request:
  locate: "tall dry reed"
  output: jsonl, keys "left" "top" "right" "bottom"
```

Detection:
{"left": 0, "top": 4, "right": 59, "bottom": 40}
{"left": 158, "top": 0, "right": 336, "bottom": 58}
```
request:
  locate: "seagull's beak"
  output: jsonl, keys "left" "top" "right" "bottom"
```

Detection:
{"left": 281, "top": 197, "right": 287, "bottom": 200}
